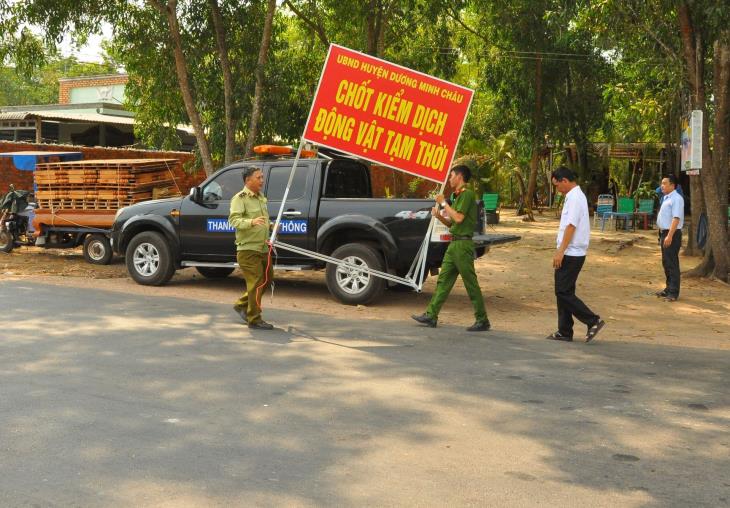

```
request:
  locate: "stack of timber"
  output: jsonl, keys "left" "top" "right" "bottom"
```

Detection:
{"left": 34, "top": 159, "right": 181, "bottom": 211}
{"left": 32, "top": 159, "right": 182, "bottom": 230}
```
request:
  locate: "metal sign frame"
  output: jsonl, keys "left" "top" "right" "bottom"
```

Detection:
{"left": 268, "top": 44, "right": 472, "bottom": 292}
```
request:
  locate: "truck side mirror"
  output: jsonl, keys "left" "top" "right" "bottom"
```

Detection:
{"left": 189, "top": 187, "right": 201, "bottom": 203}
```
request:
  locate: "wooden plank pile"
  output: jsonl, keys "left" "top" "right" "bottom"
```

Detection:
{"left": 34, "top": 159, "right": 182, "bottom": 210}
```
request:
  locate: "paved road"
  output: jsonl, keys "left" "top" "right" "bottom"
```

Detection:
{"left": 0, "top": 280, "right": 728, "bottom": 507}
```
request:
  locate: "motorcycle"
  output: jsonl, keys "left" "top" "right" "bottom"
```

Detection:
{"left": 0, "top": 185, "right": 36, "bottom": 254}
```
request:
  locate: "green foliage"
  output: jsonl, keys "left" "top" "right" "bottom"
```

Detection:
{"left": 2, "top": 0, "right": 725, "bottom": 218}
{"left": 633, "top": 181, "right": 656, "bottom": 200}
{"left": 455, "top": 130, "right": 520, "bottom": 201}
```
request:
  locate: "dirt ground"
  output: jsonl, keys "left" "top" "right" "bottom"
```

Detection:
{"left": 2, "top": 209, "right": 728, "bottom": 349}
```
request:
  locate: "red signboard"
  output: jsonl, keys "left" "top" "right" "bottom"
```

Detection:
{"left": 303, "top": 44, "right": 474, "bottom": 184}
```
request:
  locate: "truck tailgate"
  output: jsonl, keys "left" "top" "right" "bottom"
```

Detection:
{"left": 473, "top": 233, "right": 521, "bottom": 247}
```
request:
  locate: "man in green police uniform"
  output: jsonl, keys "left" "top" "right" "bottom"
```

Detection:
{"left": 411, "top": 165, "right": 490, "bottom": 331}
{"left": 229, "top": 166, "right": 274, "bottom": 330}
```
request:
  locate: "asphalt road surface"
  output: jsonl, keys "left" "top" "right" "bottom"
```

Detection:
{"left": 0, "top": 280, "right": 728, "bottom": 507}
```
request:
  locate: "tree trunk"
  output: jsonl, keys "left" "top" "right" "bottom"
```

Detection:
{"left": 513, "top": 169, "right": 529, "bottom": 216}
{"left": 244, "top": 0, "right": 277, "bottom": 157}
{"left": 366, "top": 0, "right": 381, "bottom": 56}
{"left": 525, "top": 56, "right": 543, "bottom": 222}
{"left": 209, "top": 0, "right": 236, "bottom": 166}
{"left": 684, "top": 174, "right": 704, "bottom": 256}
{"left": 150, "top": 0, "right": 215, "bottom": 175}
{"left": 377, "top": 12, "right": 387, "bottom": 58}
{"left": 678, "top": 4, "right": 730, "bottom": 281}
{"left": 705, "top": 37, "right": 730, "bottom": 279}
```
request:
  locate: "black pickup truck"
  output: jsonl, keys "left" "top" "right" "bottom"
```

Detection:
{"left": 111, "top": 155, "right": 519, "bottom": 305}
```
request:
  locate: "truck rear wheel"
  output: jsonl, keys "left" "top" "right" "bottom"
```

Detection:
{"left": 0, "top": 229, "right": 14, "bottom": 253}
{"left": 126, "top": 231, "right": 175, "bottom": 286}
{"left": 326, "top": 243, "right": 385, "bottom": 305}
{"left": 83, "top": 234, "right": 113, "bottom": 265}
{"left": 196, "top": 266, "right": 235, "bottom": 279}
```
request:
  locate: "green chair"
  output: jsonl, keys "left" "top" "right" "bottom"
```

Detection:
{"left": 614, "top": 196, "right": 635, "bottom": 231}
{"left": 482, "top": 193, "right": 500, "bottom": 224}
{"left": 635, "top": 198, "right": 655, "bottom": 229}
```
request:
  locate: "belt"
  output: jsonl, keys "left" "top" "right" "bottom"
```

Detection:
{"left": 452, "top": 235, "right": 473, "bottom": 241}
{"left": 659, "top": 229, "right": 682, "bottom": 234}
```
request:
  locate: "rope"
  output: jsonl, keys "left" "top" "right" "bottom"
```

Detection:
{"left": 48, "top": 205, "right": 106, "bottom": 230}
{"left": 163, "top": 159, "right": 182, "bottom": 195}
{"left": 269, "top": 240, "right": 278, "bottom": 303}
{"left": 255, "top": 241, "right": 275, "bottom": 309}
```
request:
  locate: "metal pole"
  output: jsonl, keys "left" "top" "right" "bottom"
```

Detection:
{"left": 414, "top": 178, "right": 449, "bottom": 290}
{"left": 274, "top": 240, "right": 419, "bottom": 288}
{"left": 270, "top": 137, "right": 306, "bottom": 244}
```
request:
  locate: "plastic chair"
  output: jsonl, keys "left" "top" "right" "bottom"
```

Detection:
{"left": 481, "top": 193, "right": 500, "bottom": 224}
{"left": 594, "top": 194, "right": 614, "bottom": 231}
{"left": 634, "top": 198, "right": 655, "bottom": 229}
{"left": 614, "top": 196, "right": 635, "bottom": 231}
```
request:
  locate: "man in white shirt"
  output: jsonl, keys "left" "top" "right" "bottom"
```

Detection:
{"left": 547, "top": 167, "right": 605, "bottom": 343}
{"left": 655, "top": 174, "right": 685, "bottom": 301}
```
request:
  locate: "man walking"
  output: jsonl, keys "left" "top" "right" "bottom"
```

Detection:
{"left": 547, "top": 167, "right": 605, "bottom": 343}
{"left": 229, "top": 166, "right": 274, "bottom": 330}
{"left": 411, "top": 165, "right": 490, "bottom": 332}
{"left": 655, "top": 174, "right": 684, "bottom": 302}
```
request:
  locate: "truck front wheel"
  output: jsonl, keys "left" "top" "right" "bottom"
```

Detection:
{"left": 126, "top": 231, "right": 175, "bottom": 286}
{"left": 326, "top": 243, "right": 385, "bottom": 305}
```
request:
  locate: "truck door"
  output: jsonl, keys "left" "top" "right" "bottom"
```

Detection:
{"left": 265, "top": 163, "right": 316, "bottom": 262}
{"left": 179, "top": 166, "right": 245, "bottom": 262}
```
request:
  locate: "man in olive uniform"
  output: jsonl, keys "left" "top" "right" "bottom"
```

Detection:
{"left": 412, "top": 165, "right": 490, "bottom": 331}
{"left": 229, "top": 166, "right": 274, "bottom": 330}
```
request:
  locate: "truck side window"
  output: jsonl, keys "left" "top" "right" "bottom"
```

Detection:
{"left": 323, "top": 161, "right": 370, "bottom": 198}
{"left": 201, "top": 168, "right": 244, "bottom": 202}
{"left": 266, "top": 165, "right": 310, "bottom": 201}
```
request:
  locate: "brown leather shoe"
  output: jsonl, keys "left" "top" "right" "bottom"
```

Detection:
{"left": 585, "top": 319, "right": 606, "bottom": 342}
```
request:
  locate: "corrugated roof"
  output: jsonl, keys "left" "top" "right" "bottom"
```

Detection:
{"left": 0, "top": 110, "right": 194, "bottom": 135}
{"left": 0, "top": 112, "right": 34, "bottom": 121}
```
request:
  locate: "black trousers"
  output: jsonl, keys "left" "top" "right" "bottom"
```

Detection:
{"left": 554, "top": 255, "right": 599, "bottom": 337}
{"left": 660, "top": 229, "right": 682, "bottom": 297}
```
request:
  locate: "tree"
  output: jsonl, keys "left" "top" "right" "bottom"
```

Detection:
{"left": 148, "top": 0, "right": 215, "bottom": 175}
{"left": 585, "top": 0, "right": 729, "bottom": 281}
{"left": 450, "top": 0, "right": 610, "bottom": 220}
{"left": 244, "top": 0, "right": 276, "bottom": 157}
{"left": 208, "top": 0, "right": 236, "bottom": 165}
{"left": 2, "top": 0, "right": 287, "bottom": 176}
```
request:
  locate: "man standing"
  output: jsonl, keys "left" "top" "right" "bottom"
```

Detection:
{"left": 411, "top": 165, "right": 490, "bottom": 332}
{"left": 655, "top": 174, "right": 685, "bottom": 302}
{"left": 547, "top": 167, "right": 605, "bottom": 342}
{"left": 229, "top": 166, "right": 274, "bottom": 330}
